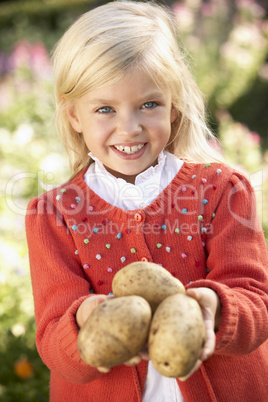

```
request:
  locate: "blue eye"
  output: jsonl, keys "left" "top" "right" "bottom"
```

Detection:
{"left": 97, "top": 106, "right": 113, "bottom": 114}
{"left": 143, "top": 102, "right": 158, "bottom": 109}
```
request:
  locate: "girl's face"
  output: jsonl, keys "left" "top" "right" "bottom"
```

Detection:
{"left": 67, "top": 69, "right": 177, "bottom": 184}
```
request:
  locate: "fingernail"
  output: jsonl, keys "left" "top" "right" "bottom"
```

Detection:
{"left": 97, "top": 367, "right": 110, "bottom": 373}
{"left": 178, "top": 375, "right": 188, "bottom": 382}
{"left": 128, "top": 356, "right": 142, "bottom": 365}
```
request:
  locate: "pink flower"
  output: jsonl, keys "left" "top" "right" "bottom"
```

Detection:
{"left": 8, "top": 40, "right": 51, "bottom": 79}
{"left": 249, "top": 132, "right": 261, "bottom": 146}
{"left": 31, "top": 42, "right": 51, "bottom": 78}
{"left": 10, "top": 40, "right": 32, "bottom": 70}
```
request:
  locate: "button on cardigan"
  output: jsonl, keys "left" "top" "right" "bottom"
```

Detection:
{"left": 26, "top": 161, "right": 268, "bottom": 402}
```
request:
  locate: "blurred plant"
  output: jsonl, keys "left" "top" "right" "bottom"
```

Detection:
{"left": 0, "top": 0, "right": 102, "bottom": 53}
{"left": 14, "top": 356, "right": 34, "bottom": 380}
{"left": 0, "top": 40, "right": 51, "bottom": 79}
{"left": 172, "top": 0, "right": 268, "bottom": 142}
{"left": 215, "top": 110, "right": 268, "bottom": 234}
{"left": 0, "top": 40, "right": 69, "bottom": 200}
{"left": 0, "top": 39, "right": 65, "bottom": 402}
{"left": 217, "top": 110, "right": 263, "bottom": 172}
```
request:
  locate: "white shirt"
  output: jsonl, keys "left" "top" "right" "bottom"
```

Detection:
{"left": 84, "top": 150, "right": 185, "bottom": 402}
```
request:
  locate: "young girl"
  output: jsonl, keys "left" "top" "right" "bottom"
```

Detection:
{"left": 26, "top": 1, "right": 268, "bottom": 401}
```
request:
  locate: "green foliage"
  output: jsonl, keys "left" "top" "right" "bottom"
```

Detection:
{"left": 0, "top": 0, "right": 105, "bottom": 52}
{"left": 0, "top": 1, "right": 267, "bottom": 399}
{"left": 173, "top": 0, "right": 268, "bottom": 142}
{"left": 0, "top": 324, "right": 50, "bottom": 401}
{"left": 0, "top": 238, "right": 50, "bottom": 400}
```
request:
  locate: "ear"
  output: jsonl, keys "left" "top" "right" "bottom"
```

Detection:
{"left": 66, "top": 101, "right": 83, "bottom": 133}
{"left": 170, "top": 104, "right": 178, "bottom": 123}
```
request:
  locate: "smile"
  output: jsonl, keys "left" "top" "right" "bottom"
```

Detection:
{"left": 113, "top": 143, "right": 145, "bottom": 154}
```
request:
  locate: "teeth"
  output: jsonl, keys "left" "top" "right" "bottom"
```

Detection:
{"left": 114, "top": 144, "right": 145, "bottom": 154}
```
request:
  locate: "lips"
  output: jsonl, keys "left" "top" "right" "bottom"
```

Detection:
{"left": 111, "top": 142, "right": 147, "bottom": 160}
{"left": 113, "top": 143, "right": 145, "bottom": 155}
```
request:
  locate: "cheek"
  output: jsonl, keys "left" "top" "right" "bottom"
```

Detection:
{"left": 91, "top": 119, "right": 114, "bottom": 134}
{"left": 83, "top": 124, "right": 110, "bottom": 149}
{"left": 156, "top": 116, "right": 173, "bottom": 135}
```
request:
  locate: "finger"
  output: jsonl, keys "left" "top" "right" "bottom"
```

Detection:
{"left": 186, "top": 288, "right": 210, "bottom": 308}
{"left": 85, "top": 295, "right": 106, "bottom": 308}
{"left": 186, "top": 288, "right": 198, "bottom": 299}
{"left": 186, "top": 288, "right": 213, "bottom": 323}
{"left": 178, "top": 358, "right": 202, "bottom": 382}
{"left": 83, "top": 296, "right": 106, "bottom": 320}
{"left": 94, "top": 294, "right": 111, "bottom": 304}
{"left": 78, "top": 295, "right": 115, "bottom": 328}
{"left": 186, "top": 288, "right": 216, "bottom": 359}
{"left": 186, "top": 287, "right": 215, "bottom": 309}
{"left": 138, "top": 349, "right": 150, "bottom": 360}
{"left": 88, "top": 294, "right": 114, "bottom": 311}
{"left": 124, "top": 356, "right": 142, "bottom": 366}
{"left": 97, "top": 366, "right": 111, "bottom": 373}
{"left": 201, "top": 304, "right": 216, "bottom": 360}
{"left": 138, "top": 345, "right": 150, "bottom": 360}
{"left": 201, "top": 324, "right": 216, "bottom": 361}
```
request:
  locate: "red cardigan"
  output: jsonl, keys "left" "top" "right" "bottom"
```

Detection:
{"left": 26, "top": 161, "right": 268, "bottom": 401}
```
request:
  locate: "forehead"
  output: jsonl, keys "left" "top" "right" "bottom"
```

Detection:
{"left": 81, "top": 68, "right": 171, "bottom": 103}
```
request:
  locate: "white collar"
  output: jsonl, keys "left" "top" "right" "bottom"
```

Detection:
{"left": 88, "top": 150, "right": 166, "bottom": 186}
{"left": 84, "top": 150, "right": 183, "bottom": 210}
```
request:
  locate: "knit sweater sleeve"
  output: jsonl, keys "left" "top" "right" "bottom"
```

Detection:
{"left": 187, "top": 170, "right": 268, "bottom": 355}
{"left": 25, "top": 195, "right": 103, "bottom": 384}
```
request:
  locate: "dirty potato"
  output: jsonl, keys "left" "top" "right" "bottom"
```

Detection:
{"left": 149, "top": 293, "right": 206, "bottom": 377}
{"left": 77, "top": 295, "right": 151, "bottom": 368}
{"left": 112, "top": 261, "right": 185, "bottom": 313}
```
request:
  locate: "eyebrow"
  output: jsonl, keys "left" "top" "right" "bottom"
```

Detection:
{"left": 87, "top": 91, "right": 165, "bottom": 105}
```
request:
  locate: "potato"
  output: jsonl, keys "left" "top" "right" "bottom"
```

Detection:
{"left": 77, "top": 295, "right": 151, "bottom": 368}
{"left": 112, "top": 262, "right": 185, "bottom": 313}
{"left": 149, "top": 293, "right": 206, "bottom": 378}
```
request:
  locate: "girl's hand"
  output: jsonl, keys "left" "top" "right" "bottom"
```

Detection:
{"left": 76, "top": 294, "right": 114, "bottom": 329}
{"left": 76, "top": 294, "right": 143, "bottom": 373}
{"left": 77, "top": 288, "right": 221, "bottom": 376}
{"left": 137, "top": 287, "right": 222, "bottom": 378}
{"left": 178, "top": 287, "right": 221, "bottom": 381}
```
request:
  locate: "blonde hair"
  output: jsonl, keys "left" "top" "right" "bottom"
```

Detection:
{"left": 52, "top": 0, "right": 223, "bottom": 180}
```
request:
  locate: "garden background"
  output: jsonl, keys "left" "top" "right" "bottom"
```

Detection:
{"left": 0, "top": 0, "right": 267, "bottom": 400}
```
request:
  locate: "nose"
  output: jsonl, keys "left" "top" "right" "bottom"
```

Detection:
{"left": 116, "top": 110, "right": 142, "bottom": 137}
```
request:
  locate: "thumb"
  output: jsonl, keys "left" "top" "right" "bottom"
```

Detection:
{"left": 186, "top": 288, "right": 200, "bottom": 302}
{"left": 186, "top": 288, "right": 197, "bottom": 297}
